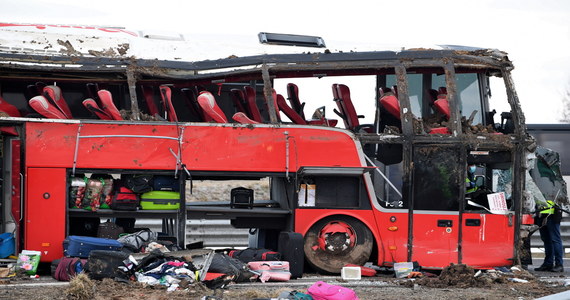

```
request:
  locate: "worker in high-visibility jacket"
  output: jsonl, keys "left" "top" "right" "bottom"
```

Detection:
{"left": 534, "top": 200, "right": 564, "bottom": 272}
{"left": 465, "top": 164, "right": 478, "bottom": 195}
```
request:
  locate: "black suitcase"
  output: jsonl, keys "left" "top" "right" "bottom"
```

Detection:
{"left": 230, "top": 187, "right": 254, "bottom": 209}
{"left": 278, "top": 231, "right": 304, "bottom": 278}
{"left": 86, "top": 250, "right": 130, "bottom": 280}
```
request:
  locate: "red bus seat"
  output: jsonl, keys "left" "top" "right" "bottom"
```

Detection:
{"left": 82, "top": 98, "right": 113, "bottom": 120}
{"left": 97, "top": 89, "right": 123, "bottom": 120}
{"left": 332, "top": 84, "right": 361, "bottom": 130}
{"left": 29, "top": 95, "right": 68, "bottom": 119}
{"left": 433, "top": 98, "right": 450, "bottom": 120}
{"left": 243, "top": 86, "right": 263, "bottom": 122}
{"left": 286, "top": 83, "right": 306, "bottom": 119}
{"left": 197, "top": 91, "right": 227, "bottom": 123}
{"left": 159, "top": 85, "right": 178, "bottom": 122}
{"left": 0, "top": 95, "right": 21, "bottom": 117}
{"left": 379, "top": 95, "right": 400, "bottom": 120}
{"left": 276, "top": 93, "right": 306, "bottom": 124}
{"left": 230, "top": 89, "right": 249, "bottom": 116}
{"left": 140, "top": 85, "right": 160, "bottom": 117}
{"left": 232, "top": 112, "right": 259, "bottom": 124}
{"left": 43, "top": 85, "right": 72, "bottom": 119}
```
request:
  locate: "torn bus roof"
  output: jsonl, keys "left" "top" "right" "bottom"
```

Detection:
{"left": 0, "top": 23, "right": 510, "bottom": 74}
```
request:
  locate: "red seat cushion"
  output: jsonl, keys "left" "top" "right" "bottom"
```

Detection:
{"left": 197, "top": 91, "right": 228, "bottom": 123}
{"left": 232, "top": 112, "right": 259, "bottom": 124}
{"left": 433, "top": 98, "right": 450, "bottom": 120}
{"left": 429, "top": 127, "right": 451, "bottom": 134}
{"left": 379, "top": 95, "right": 400, "bottom": 119}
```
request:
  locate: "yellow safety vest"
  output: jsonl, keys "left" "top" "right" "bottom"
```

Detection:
{"left": 466, "top": 178, "right": 477, "bottom": 194}
{"left": 540, "top": 200, "right": 555, "bottom": 215}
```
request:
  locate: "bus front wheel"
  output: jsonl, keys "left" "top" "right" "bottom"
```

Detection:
{"left": 304, "top": 216, "right": 373, "bottom": 274}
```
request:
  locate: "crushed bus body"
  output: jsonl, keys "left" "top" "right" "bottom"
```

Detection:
{"left": 0, "top": 23, "right": 535, "bottom": 274}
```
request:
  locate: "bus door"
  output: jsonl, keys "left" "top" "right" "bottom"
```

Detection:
{"left": 411, "top": 145, "right": 462, "bottom": 268}
{"left": 461, "top": 153, "right": 516, "bottom": 267}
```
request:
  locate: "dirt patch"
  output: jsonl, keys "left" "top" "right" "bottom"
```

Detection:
{"left": 1, "top": 271, "right": 570, "bottom": 300}
{"left": 409, "top": 264, "right": 489, "bottom": 288}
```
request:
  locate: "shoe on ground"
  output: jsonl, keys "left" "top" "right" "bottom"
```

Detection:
{"left": 551, "top": 265, "right": 564, "bottom": 272}
{"left": 534, "top": 265, "right": 553, "bottom": 271}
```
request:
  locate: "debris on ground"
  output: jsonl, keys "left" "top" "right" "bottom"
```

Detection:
{"left": 402, "top": 263, "right": 537, "bottom": 288}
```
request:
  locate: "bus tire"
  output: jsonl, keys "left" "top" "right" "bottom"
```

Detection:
{"left": 303, "top": 216, "right": 373, "bottom": 274}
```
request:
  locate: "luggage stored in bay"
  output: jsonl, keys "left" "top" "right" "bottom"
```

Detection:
{"left": 140, "top": 191, "right": 180, "bottom": 210}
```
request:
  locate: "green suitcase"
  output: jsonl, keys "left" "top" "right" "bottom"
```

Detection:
{"left": 140, "top": 191, "right": 180, "bottom": 210}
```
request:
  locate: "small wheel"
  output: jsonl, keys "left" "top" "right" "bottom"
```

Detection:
{"left": 304, "top": 216, "right": 373, "bottom": 273}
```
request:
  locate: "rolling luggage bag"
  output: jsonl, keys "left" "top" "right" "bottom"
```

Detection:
{"left": 63, "top": 235, "right": 123, "bottom": 258}
{"left": 140, "top": 191, "right": 180, "bottom": 210}
{"left": 278, "top": 231, "right": 304, "bottom": 278}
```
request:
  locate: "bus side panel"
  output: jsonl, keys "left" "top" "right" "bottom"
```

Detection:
{"left": 372, "top": 211, "right": 409, "bottom": 265}
{"left": 24, "top": 168, "right": 66, "bottom": 262}
{"left": 461, "top": 213, "right": 514, "bottom": 267}
{"left": 412, "top": 213, "right": 459, "bottom": 268}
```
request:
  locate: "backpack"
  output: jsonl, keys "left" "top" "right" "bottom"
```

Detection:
{"left": 228, "top": 248, "right": 281, "bottom": 263}
{"left": 277, "top": 290, "right": 314, "bottom": 300}
{"left": 53, "top": 257, "right": 87, "bottom": 281}
{"left": 123, "top": 174, "right": 153, "bottom": 194}
{"left": 308, "top": 281, "right": 359, "bottom": 300}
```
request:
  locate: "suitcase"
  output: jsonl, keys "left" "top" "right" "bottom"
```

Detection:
{"left": 110, "top": 187, "right": 139, "bottom": 211}
{"left": 247, "top": 261, "right": 289, "bottom": 271}
{"left": 230, "top": 187, "right": 254, "bottom": 209}
{"left": 248, "top": 261, "right": 291, "bottom": 283}
{"left": 86, "top": 250, "right": 130, "bottom": 280}
{"left": 140, "top": 191, "right": 180, "bottom": 210}
{"left": 278, "top": 231, "right": 304, "bottom": 278}
{"left": 63, "top": 235, "right": 123, "bottom": 258}
{"left": 97, "top": 220, "right": 124, "bottom": 239}
{"left": 153, "top": 175, "right": 180, "bottom": 191}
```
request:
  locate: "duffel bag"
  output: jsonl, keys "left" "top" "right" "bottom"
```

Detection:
{"left": 229, "top": 248, "right": 281, "bottom": 263}
{"left": 117, "top": 229, "right": 157, "bottom": 252}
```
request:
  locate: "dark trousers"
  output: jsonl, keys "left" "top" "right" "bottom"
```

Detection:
{"left": 539, "top": 217, "right": 564, "bottom": 266}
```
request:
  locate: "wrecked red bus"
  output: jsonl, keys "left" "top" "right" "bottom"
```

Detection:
{"left": 0, "top": 26, "right": 533, "bottom": 273}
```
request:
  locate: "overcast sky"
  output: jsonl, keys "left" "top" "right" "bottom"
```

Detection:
{"left": 1, "top": 0, "right": 569, "bottom": 123}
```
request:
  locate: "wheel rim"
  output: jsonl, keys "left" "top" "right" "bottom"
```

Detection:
{"left": 316, "top": 221, "right": 356, "bottom": 254}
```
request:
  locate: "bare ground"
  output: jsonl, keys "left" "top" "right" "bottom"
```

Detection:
{"left": 0, "top": 267, "right": 569, "bottom": 300}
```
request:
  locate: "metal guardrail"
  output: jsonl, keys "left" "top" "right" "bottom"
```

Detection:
{"left": 137, "top": 219, "right": 249, "bottom": 248}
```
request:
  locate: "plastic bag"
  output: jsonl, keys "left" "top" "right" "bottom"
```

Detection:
{"left": 17, "top": 250, "right": 41, "bottom": 275}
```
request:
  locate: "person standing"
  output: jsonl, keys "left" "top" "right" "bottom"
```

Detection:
{"left": 531, "top": 146, "right": 567, "bottom": 272}
{"left": 534, "top": 200, "right": 564, "bottom": 272}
